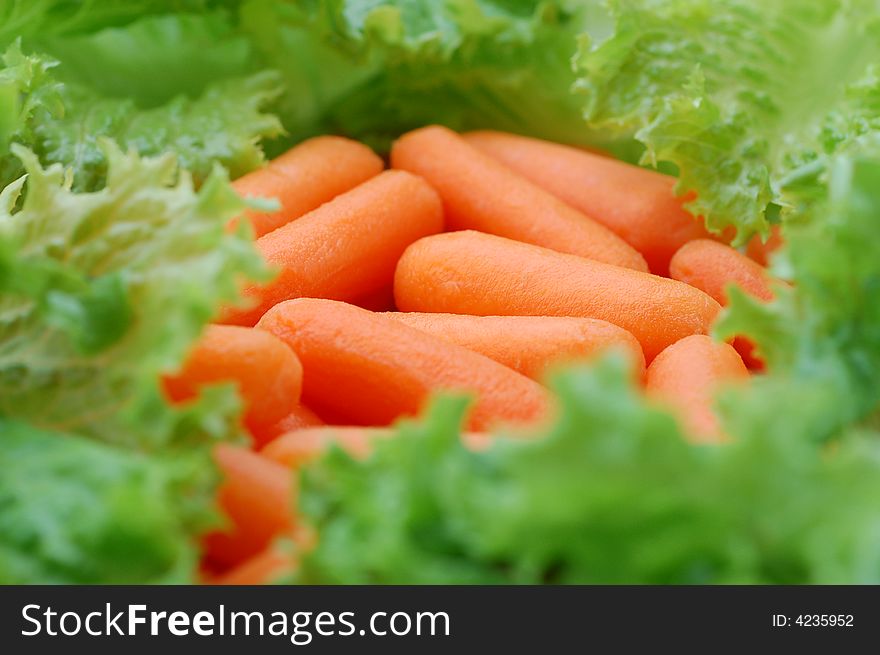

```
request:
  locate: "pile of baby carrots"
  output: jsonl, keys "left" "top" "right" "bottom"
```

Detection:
{"left": 162, "top": 125, "right": 782, "bottom": 584}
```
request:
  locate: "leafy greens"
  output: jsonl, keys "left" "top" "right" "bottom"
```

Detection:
{"left": 0, "top": 143, "right": 266, "bottom": 582}
{"left": 3, "top": 0, "right": 880, "bottom": 585}
{"left": 0, "top": 142, "right": 267, "bottom": 447}
{"left": 574, "top": 0, "right": 880, "bottom": 242}
{"left": 0, "top": 418, "right": 216, "bottom": 584}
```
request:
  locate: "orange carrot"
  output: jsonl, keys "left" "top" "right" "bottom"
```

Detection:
{"left": 262, "top": 426, "right": 490, "bottom": 467}
{"left": 210, "top": 546, "right": 295, "bottom": 585}
{"left": 203, "top": 445, "right": 296, "bottom": 570}
{"left": 669, "top": 239, "right": 775, "bottom": 369}
{"left": 249, "top": 403, "right": 325, "bottom": 450}
{"left": 391, "top": 125, "right": 648, "bottom": 271}
{"left": 221, "top": 170, "right": 443, "bottom": 326}
{"left": 231, "top": 136, "right": 383, "bottom": 238}
{"left": 257, "top": 298, "right": 552, "bottom": 430}
{"left": 384, "top": 312, "right": 645, "bottom": 381}
{"left": 163, "top": 325, "right": 303, "bottom": 436}
{"left": 745, "top": 225, "right": 784, "bottom": 266}
{"left": 645, "top": 335, "right": 749, "bottom": 443}
{"left": 463, "top": 130, "right": 717, "bottom": 275}
{"left": 394, "top": 231, "right": 720, "bottom": 362}
{"left": 669, "top": 239, "right": 774, "bottom": 305}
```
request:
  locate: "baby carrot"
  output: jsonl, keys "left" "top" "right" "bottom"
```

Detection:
{"left": 203, "top": 445, "right": 296, "bottom": 570}
{"left": 394, "top": 231, "right": 720, "bottom": 362}
{"left": 745, "top": 225, "right": 784, "bottom": 266}
{"left": 391, "top": 125, "right": 648, "bottom": 271}
{"left": 262, "top": 426, "right": 489, "bottom": 467}
{"left": 645, "top": 335, "right": 749, "bottom": 443}
{"left": 209, "top": 546, "right": 295, "bottom": 585}
{"left": 384, "top": 312, "right": 645, "bottom": 381}
{"left": 257, "top": 298, "right": 552, "bottom": 430}
{"left": 231, "top": 136, "right": 383, "bottom": 238}
{"left": 669, "top": 239, "right": 774, "bottom": 305}
{"left": 163, "top": 325, "right": 303, "bottom": 436}
{"left": 250, "top": 403, "right": 325, "bottom": 449}
{"left": 221, "top": 170, "right": 443, "bottom": 326}
{"left": 464, "top": 130, "right": 715, "bottom": 275}
{"left": 669, "top": 239, "right": 775, "bottom": 369}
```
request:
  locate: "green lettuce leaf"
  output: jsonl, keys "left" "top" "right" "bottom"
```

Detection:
{"left": 6, "top": 1, "right": 610, "bottom": 170}
{"left": 0, "top": 43, "right": 62, "bottom": 183}
{"left": 574, "top": 0, "right": 880, "bottom": 242}
{"left": 242, "top": 0, "right": 607, "bottom": 152}
{"left": 0, "top": 418, "right": 216, "bottom": 584}
{"left": 32, "top": 70, "right": 283, "bottom": 190}
{"left": 299, "top": 357, "right": 880, "bottom": 584}
{"left": 0, "top": 39, "right": 282, "bottom": 191}
{"left": 0, "top": 1, "right": 231, "bottom": 49}
{"left": 717, "top": 147, "right": 880, "bottom": 441}
{"left": 0, "top": 142, "right": 268, "bottom": 448}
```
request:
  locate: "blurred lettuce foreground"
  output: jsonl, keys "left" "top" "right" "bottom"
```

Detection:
{"left": 1, "top": 0, "right": 880, "bottom": 584}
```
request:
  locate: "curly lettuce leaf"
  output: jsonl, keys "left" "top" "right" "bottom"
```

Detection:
{"left": 574, "top": 0, "right": 880, "bottom": 242}
{"left": 0, "top": 39, "right": 282, "bottom": 190}
{"left": 242, "top": 0, "right": 607, "bottom": 151}
{"left": 0, "top": 142, "right": 268, "bottom": 447}
{"left": 33, "top": 71, "right": 283, "bottom": 190}
{"left": 298, "top": 357, "right": 880, "bottom": 584}
{"left": 0, "top": 44, "right": 62, "bottom": 182}
{"left": 7, "top": 1, "right": 610, "bottom": 167}
{"left": 0, "top": 418, "right": 216, "bottom": 584}
{"left": 717, "top": 148, "right": 880, "bottom": 441}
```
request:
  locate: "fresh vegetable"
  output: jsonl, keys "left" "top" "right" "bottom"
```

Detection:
{"left": 385, "top": 312, "right": 645, "bottom": 381}
{"left": 240, "top": 0, "right": 604, "bottom": 149}
{"left": 394, "top": 230, "right": 720, "bottom": 362}
{"left": 715, "top": 149, "right": 880, "bottom": 445}
{"left": 0, "top": 43, "right": 283, "bottom": 191}
{"left": 297, "top": 146, "right": 880, "bottom": 584}
{"left": 0, "top": 43, "right": 61, "bottom": 184}
{"left": 670, "top": 239, "right": 776, "bottom": 367}
{"left": 203, "top": 444, "right": 295, "bottom": 571}
{"left": 0, "top": 142, "right": 266, "bottom": 447}
{"left": 222, "top": 170, "right": 443, "bottom": 326}
{"left": 670, "top": 240, "right": 775, "bottom": 306}
{"left": 0, "top": 418, "right": 215, "bottom": 584}
{"left": 574, "top": 0, "right": 880, "bottom": 243}
{"left": 392, "top": 125, "right": 648, "bottom": 271}
{"left": 3, "top": 0, "right": 880, "bottom": 587}
{"left": 645, "top": 335, "right": 749, "bottom": 443}
{"left": 297, "top": 358, "right": 880, "bottom": 584}
{"left": 257, "top": 298, "right": 551, "bottom": 430}
{"left": 163, "top": 324, "right": 304, "bottom": 437}
{"left": 464, "top": 130, "right": 716, "bottom": 275}
{"left": 0, "top": 141, "right": 266, "bottom": 583}
{"left": 231, "top": 135, "right": 383, "bottom": 238}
